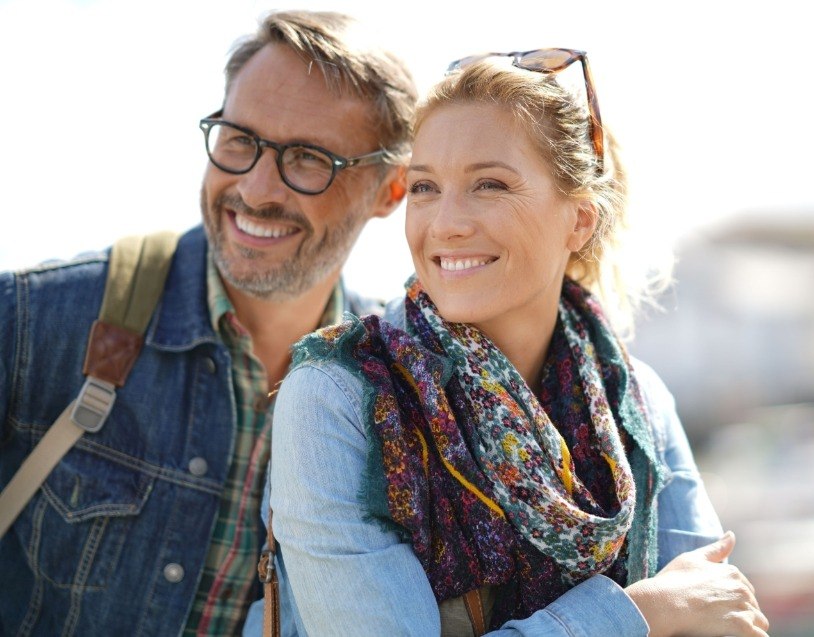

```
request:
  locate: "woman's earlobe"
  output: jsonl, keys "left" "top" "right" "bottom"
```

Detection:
{"left": 568, "top": 202, "right": 597, "bottom": 252}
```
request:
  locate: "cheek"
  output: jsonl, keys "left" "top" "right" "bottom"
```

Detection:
{"left": 404, "top": 208, "right": 425, "bottom": 261}
{"left": 202, "top": 165, "right": 230, "bottom": 200}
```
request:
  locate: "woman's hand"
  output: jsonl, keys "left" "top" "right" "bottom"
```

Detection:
{"left": 625, "top": 531, "right": 770, "bottom": 637}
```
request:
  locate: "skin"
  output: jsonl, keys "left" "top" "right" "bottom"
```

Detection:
{"left": 405, "top": 102, "right": 595, "bottom": 387}
{"left": 200, "top": 43, "right": 405, "bottom": 386}
{"left": 407, "top": 101, "right": 769, "bottom": 636}
{"left": 627, "top": 533, "right": 770, "bottom": 637}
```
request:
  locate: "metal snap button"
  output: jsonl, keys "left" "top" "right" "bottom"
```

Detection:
{"left": 163, "top": 563, "right": 185, "bottom": 583}
{"left": 188, "top": 457, "right": 208, "bottom": 477}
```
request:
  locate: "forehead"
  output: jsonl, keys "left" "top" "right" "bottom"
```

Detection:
{"left": 223, "top": 43, "right": 378, "bottom": 152}
{"left": 412, "top": 102, "right": 541, "bottom": 167}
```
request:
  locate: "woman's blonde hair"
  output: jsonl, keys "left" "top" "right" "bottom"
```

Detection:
{"left": 414, "top": 61, "right": 670, "bottom": 333}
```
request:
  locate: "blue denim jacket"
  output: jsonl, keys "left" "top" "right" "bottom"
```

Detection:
{"left": 244, "top": 300, "right": 724, "bottom": 637}
{"left": 0, "top": 225, "right": 373, "bottom": 637}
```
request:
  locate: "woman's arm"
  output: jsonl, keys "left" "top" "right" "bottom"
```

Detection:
{"left": 270, "top": 362, "right": 650, "bottom": 637}
{"left": 270, "top": 362, "right": 441, "bottom": 636}
{"left": 633, "top": 359, "right": 725, "bottom": 567}
{"left": 627, "top": 361, "right": 769, "bottom": 636}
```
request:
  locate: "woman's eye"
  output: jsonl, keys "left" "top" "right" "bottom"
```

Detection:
{"left": 476, "top": 179, "right": 507, "bottom": 191}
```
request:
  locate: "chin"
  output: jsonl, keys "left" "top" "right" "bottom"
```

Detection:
{"left": 431, "top": 297, "right": 486, "bottom": 325}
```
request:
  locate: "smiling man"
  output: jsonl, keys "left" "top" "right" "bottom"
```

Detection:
{"left": 0, "top": 10, "right": 416, "bottom": 636}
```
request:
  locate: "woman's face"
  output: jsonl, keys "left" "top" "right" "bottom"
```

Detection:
{"left": 406, "top": 102, "right": 595, "bottom": 340}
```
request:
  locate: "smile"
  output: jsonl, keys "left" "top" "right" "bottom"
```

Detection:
{"left": 234, "top": 213, "right": 299, "bottom": 239}
{"left": 438, "top": 256, "right": 496, "bottom": 272}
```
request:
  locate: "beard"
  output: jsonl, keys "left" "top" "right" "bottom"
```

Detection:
{"left": 201, "top": 189, "right": 369, "bottom": 301}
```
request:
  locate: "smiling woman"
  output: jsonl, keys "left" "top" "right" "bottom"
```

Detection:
{"left": 255, "top": 51, "right": 771, "bottom": 637}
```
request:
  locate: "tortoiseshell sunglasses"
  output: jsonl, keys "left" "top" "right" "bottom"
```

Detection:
{"left": 446, "top": 48, "right": 604, "bottom": 169}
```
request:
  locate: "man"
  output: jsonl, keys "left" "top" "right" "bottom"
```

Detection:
{"left": 0, "top": 10, "right": 417, "bottom": 636}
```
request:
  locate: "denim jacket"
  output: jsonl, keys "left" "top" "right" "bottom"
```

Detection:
{"left": 244, "top": 299, "right": 724, "bottom": 637}
{"left": 0, "top": 225, "right": 374, "bottom": 637}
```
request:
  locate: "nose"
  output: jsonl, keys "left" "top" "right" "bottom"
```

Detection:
{"left": 235, "top": 148, "right": 289, "bottom": 209}
{"left": 429, "top": 191, "right": 475, "bottom": 241}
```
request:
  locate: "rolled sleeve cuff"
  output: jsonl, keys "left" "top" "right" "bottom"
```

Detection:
{"left": 512, "top": 574, "right": 649, "bottom": 637}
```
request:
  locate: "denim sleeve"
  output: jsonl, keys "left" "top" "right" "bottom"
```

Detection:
{"left": 0, "top": 271, "right": 16, "bottom": 432}
{"left": 268, "top": 362, "right": 650, "bottom": 637}
{"left": 634, "top": 360, "right": 725, "bottom": 569}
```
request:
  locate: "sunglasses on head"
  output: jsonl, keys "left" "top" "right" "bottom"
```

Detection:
{"left": 446, "top": 48, "right": 604, "bottom": 168}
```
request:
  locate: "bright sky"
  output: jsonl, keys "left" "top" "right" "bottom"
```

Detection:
{"left": 1, "top": 0, "right": 811, "bottom": 301}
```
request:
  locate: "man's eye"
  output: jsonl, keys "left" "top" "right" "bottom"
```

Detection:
{"left": 287, "top": 147, "right": 332, "bottom": 168}
{"left": 409, "top": 181, "right": 436, "bottom": 194}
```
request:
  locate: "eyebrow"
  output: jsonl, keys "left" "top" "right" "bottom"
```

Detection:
{"left": 407, "top": 161, "right": 520, "bottom": 175}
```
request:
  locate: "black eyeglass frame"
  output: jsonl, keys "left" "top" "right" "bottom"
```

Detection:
{"left": 446, "top": 48, "right": 604, "bottom": 169}
{"left": 199, "top": 110, "right": 393, "bottom": 195}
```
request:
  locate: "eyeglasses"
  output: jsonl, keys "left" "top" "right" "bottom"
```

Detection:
{"left": 446, "top": 48, "right": 603, "bottom": 168}
{"left": 199, "top": 110, "right": 392, "bottom": 195}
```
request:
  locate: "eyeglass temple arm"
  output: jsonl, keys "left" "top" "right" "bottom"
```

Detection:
{"left": 579, "top": 57, "right": 604, "bottom": 162}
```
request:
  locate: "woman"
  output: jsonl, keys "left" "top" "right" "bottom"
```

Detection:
{"left": 264, "top": 50, "right": 768, "bottom": 636}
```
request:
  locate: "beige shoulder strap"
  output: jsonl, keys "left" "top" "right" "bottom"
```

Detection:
{"left": 0, "top": 231, "right": 179, "bottom": 538}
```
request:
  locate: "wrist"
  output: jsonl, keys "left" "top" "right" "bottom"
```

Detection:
{"left": 625, "top": 579, "right": 673, "bottom": 637}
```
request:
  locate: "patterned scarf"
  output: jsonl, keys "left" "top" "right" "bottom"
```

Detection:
{"left": 294, "top": 276, "right": 663, "bottom": 625}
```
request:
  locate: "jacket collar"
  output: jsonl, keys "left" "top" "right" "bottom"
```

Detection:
{"left": 145, "top": 225, "right": 218, "bottom": 351}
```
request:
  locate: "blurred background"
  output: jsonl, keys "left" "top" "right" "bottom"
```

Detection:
{"left": 1, "top": 0, "right": 812, "bottom": 633}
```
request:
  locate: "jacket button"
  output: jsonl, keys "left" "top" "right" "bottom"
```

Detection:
{"left": 163, "top": 563, "right": 185, "bottom": 583}
{"left": 204, "top": 357, "right": 217, "bottom": 374}
{"left": 188, "top": 457, "right": 208, "bottom": 477}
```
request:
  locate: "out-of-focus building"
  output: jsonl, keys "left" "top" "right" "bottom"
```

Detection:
{"left": 630, "top": 211, "right": 814, "bottom": 637}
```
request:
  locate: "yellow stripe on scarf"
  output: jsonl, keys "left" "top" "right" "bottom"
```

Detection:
{"left": 395, "top": 362, "right": 505, "bottom": 519}
{"left": 560, "top": 438, "right": 574, "bottom": 496}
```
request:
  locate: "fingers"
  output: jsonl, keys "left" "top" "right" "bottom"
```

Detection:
{"left": 696, "top": 529, "right": 736, "bottom": 563}
{"left": 727, "top": 605, "right": 771, "bottom": 637}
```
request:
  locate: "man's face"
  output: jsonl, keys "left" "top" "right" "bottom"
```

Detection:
{"left": 201, "top": 43, "right": 390, "bottom": 301}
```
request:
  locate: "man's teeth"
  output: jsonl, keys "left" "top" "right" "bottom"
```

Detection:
{"left": 235, "top": 215, "right": 297, "bottom": 238}
{"left": 439, "top": 257, "right": 492, "bottom": 271}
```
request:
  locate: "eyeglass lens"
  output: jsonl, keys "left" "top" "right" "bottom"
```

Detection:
{"left": 205, "top": 122, "right": 336, "bottom": 193}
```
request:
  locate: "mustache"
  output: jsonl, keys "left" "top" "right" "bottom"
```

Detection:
{"left": 215, "top": 194, "right": 313, "bottom": 233}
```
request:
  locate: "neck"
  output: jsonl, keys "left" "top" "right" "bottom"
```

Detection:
{"left": 475, "top": 297, "right": 561, "bottom": 393}
{"left": 486, "top": 321, "right": 555, "bottom": 393}
{"left": 224, "top": 273, "right": 340, "bottom": 389}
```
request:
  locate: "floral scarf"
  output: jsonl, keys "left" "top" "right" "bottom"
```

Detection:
{"left": 293, "top": 276, "right": 663, "bottom": 625}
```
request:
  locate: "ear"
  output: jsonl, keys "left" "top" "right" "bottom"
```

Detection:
{"left": 369, "top": 165, "right": 407, "bottom": 219}
{"left": 566, "top": 200, "right": 598, "bottom": 253}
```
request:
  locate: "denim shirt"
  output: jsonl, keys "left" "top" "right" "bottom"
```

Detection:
{"left": 244, "top": 300, "right": 724, "bottom": 637}
{"left": 0, "top": 225, "right": 375, "bottom": 637}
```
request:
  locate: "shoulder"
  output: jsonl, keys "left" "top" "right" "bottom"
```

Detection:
{"left": 630, "top": 357, "right": 676, "bottom": 416}
{"left": 344, "top": 287, "right": 386, "bottom": 317}
{"left": 630, "top": 356, "right": 680, "bottom": 456}
{"left": 383, "top": 296, "right": 407, "bottom": 329}
{"left": 277, "top": 356, "right": 368, "bottom": 433}
{"left": 2, "top": 249, "right": 109, "bottom": 323}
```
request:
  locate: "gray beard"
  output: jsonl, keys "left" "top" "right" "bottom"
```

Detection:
{"left": 201, "top": 190, "right": 368, "bottom": 301}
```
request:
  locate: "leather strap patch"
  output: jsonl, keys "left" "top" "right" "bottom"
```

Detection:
{"left": 82, "top": 320, "right": 143, "bottom": 387}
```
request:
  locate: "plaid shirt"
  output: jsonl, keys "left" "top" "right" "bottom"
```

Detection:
{"left": 183, "top": 255, "right": 345, "bottom": 636}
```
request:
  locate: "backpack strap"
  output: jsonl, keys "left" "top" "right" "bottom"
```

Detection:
{"left": 0, "top": 231, "right": 179, "bottom": 538}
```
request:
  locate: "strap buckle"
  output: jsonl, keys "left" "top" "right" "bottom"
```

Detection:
{"left": 70, "top": 377, "right": 116, "bottom": 433}
{"left": 258, "top": 548, "right": 275, "bottom": 583}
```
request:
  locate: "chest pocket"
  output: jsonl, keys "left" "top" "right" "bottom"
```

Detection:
{"left": 14, "top": 443, "right": 154, "bottom": 589}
